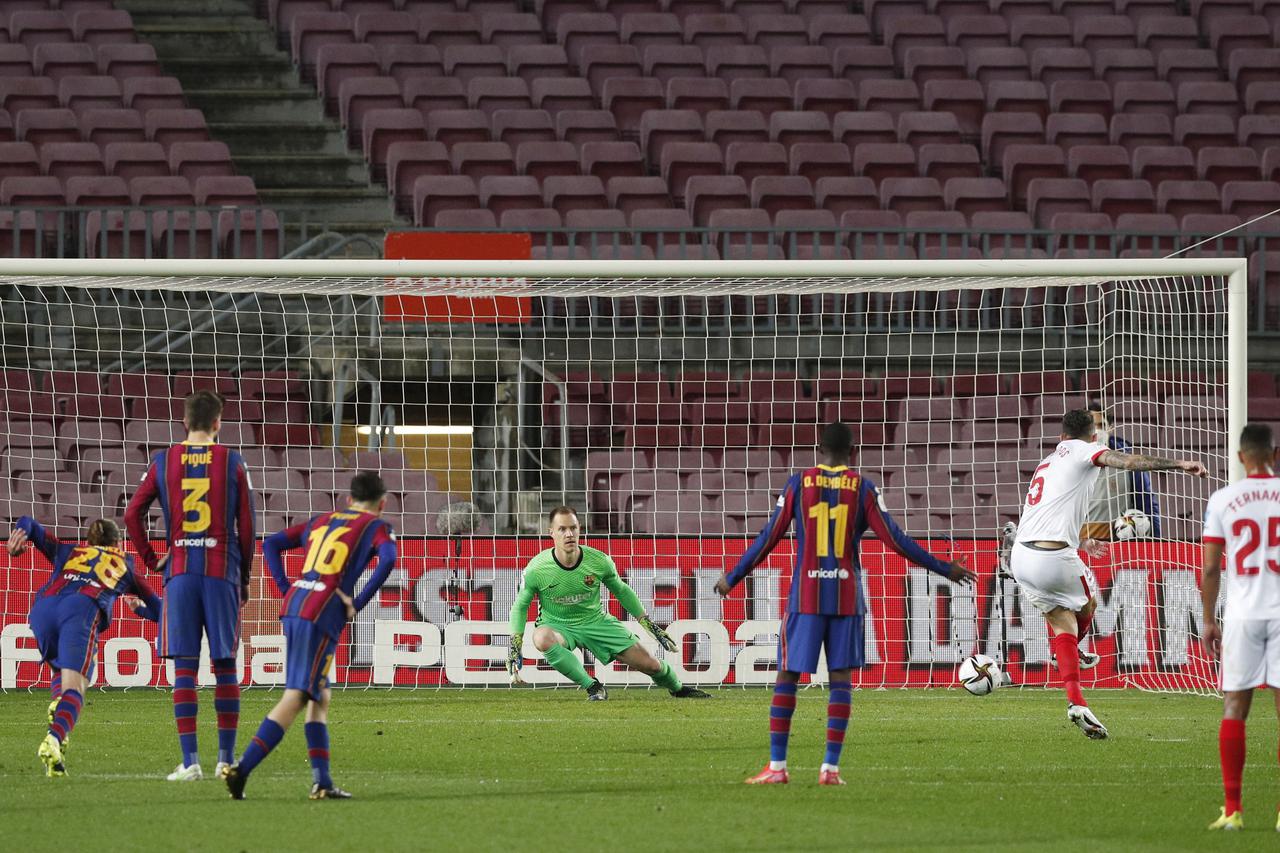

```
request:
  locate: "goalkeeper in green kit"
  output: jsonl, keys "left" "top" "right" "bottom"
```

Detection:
{"left": 506, "top": 506, "right": 711, "bottom": 700}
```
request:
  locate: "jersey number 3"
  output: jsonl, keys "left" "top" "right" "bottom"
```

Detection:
{"left": 1231, "top": 518, "right": 1280, "bottom": 576}
{"left": 181, "top": 478, "right": 212, "bottom": 533}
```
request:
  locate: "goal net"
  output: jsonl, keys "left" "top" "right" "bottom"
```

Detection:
{"left": 0, "top": 258, "right": 1247, "bottom": 695}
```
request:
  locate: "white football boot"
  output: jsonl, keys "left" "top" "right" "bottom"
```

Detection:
{"left": 166, "top": 762, "right": 204, "bottom": 781}
{"left": 1067, "top": 704, "right": 1108, "bottom": 740}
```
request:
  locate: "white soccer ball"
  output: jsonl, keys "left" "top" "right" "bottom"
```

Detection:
{"left": 958, "top": 654, "right": 1002, "bottom": 696}
{"left": 1112, "top": 509, "right": 1153, "bottom": 541}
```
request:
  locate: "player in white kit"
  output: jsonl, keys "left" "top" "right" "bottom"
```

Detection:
{"left": 1201, "top": 424, "right": 1280, "bottom": 831}
{"left": 1012, "top": 409, "right": 1206, "bottom": 739}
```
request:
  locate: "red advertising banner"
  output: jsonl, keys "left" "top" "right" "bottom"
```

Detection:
{"left": 382, "top": 231, "right": 532, "bottom": 324}
{"left": 0, "top": 538, "right": 1216, "bottom": 691}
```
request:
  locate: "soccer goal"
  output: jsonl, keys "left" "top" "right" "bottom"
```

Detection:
{"left": 0, "top": 257, "right": 1247, "bottom": 696}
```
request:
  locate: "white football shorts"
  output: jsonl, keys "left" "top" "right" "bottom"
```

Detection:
{"left": 1221, "top": 619, "right": 1280, "bottom": 692}
{"left": 1010, "top": 542, "right": 1096, "bottom": 614}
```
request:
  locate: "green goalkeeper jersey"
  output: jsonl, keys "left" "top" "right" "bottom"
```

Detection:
{"left": 509, "top": 545, "right": 646, "bottom": 633}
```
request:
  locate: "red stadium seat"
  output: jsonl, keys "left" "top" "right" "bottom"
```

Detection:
{"left": 507, "top": 45, "right": 570, "bottom": 83}
{"left": 1131, "top": 145, "right": 1195, "bottom": 185}
{"left": 123, "top": 77, "right": 185, "bottom": 113}
{"left": 1174, "top": 114, "right": 1237, "bottom": 155}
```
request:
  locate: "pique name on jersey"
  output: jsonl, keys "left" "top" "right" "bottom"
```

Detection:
{"left": 181, "top": 450, "right": 213, "bottom": 465}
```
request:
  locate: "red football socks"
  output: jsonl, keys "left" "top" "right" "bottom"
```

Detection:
{"left": 1050, "top": 632, "right": 1086, "bottom": 707}
{"left": 1219, "top": 718, "right": 1245, "bottom": 815}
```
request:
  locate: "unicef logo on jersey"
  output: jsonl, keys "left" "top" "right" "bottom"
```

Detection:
{"left": 174, "top": 537, "right": 218, "bottom": 548}
{"left": 806, "top": 568, "right": 850, "bottom": 579}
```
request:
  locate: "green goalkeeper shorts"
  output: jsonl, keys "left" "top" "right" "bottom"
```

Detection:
{"left": 539, "top": 614, "right": 639, "bottom": 664}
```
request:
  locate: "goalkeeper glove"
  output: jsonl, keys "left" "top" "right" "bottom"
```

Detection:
{"left": 639, "top": 615, "right": 677, "bottom": 652}
{"left": 506, "top": 634, "right": 524, "bottom": 684}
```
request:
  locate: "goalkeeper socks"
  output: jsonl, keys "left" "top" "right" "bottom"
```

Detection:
{"left": 239, "top": 718, "right": 285, "bottom": 778}
{"left": 652, "top": 661, "right": 682, "bottom": 692}
{"left": 212, "top": 658, "right": 240, "bottom": 765}
{"left": 172, "top": 657, "right": 200, "bottom": 767}
{"left": 824, "top": 681, "right": 852, "bottom": 767}
{"left": 305, "top": 722, "right": 333, "bottom": 789}
{"left": 543, "top": 644, "right": 595, "bottom": 689}
{"left": 48, "top": 689, "right": 82, "bottom": 744}
{"left": 769, "top": 681, "right": 798, "bottom": 766}
{"left": 50, "top": 671, "right": 61, "bottom": 701}
{"left": 1220, "top": 718, "right": 1245, "bottom": 814}
{"left": 1076, "top": 611, "right": 1093, "bottom": 645}
{"left": 1049, "top": 633, "right": 1086, "bottom": 707}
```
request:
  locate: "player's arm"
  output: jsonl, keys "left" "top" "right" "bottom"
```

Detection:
{"left": 1096, "top": 448, "right": 1207, "bottom": 477}
{"left": 862, "top": 482, "right": 975, "bottom": 584}
{"left": 123, "top": 457, "right": 162, "bottom": 571}
{"left": 351, "top": 526, "right": 397, "bottom": 612}
{"left": 600, "top": 559, "right": 677, "bottom": 652}
{"left": 125, "top": 572, "right": 163, "bottom": 622}
{"left": 1200, "top": 494, "right": 1226, "bottom": 657}
{"left": 1201, "top": 539, "right": 1225, "bottom": 658}
{"left": 714, "top": 475, "right": 799, "bottom": 596}
{"left": 234, "top": 457, "right": 257, "bottom": 605}
{"left": 262, "top": 524, "right": 306, "bottom": 597}
{"left": 8, "top": 516, "right": 60, "bottom": 564}
{"left": 506, "top": 570, "right": 538, "bottom": 681}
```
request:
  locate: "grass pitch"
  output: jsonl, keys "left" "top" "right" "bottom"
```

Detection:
{"left": 0, "top": 687, "right": 1268, "bottom": 851}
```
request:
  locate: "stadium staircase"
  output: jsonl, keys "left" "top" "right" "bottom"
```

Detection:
{"left": 114, "top": 0, "right": 400, "bottom": 254}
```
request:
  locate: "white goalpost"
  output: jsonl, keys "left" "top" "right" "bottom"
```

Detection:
{"left": 0, "top": 257, "right": 1248, "bottom": 694}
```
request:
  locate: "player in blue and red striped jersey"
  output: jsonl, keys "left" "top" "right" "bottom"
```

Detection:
{"left": 124, "top": 390, "right": 257, "bottom": 782}
{"left": 715, "top": 421, "right": 975, "bottom": 786}
{"left": 225, "top": 471, "right": 397, "bottom": 801}
{"left": 7, "top": 516, "right": 160, "bottom": 777}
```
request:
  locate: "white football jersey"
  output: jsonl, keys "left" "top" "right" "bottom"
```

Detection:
{"left": 1016, "top": 439, "right": 1110, "bottom": 548}
{"left": 1203, "top": 476, "right": 1280, "bottom": 621}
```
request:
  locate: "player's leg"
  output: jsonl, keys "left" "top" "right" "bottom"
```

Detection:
{"left": 1209, "top": 689, "right": 1252, "bottom": 829}
{"left": 818, "top": 615, "right": 862, "bottom": 786}
{"left": 532, "top": 625, "right": 597, "bottom": 692}
{"left": 610, "top": 637, "right": 707, "bottom": 697}
{"left": 227, "top": 688, "right": 308, "bottom": 799}
{"left": 39, "top": 599, "right": 97, "bottom": 777}
{"left": 1210, "top": 618, "right": 1264, "bottom": 828}
{"left": 1017, "top": 545, "right": 1106, "bottom": 737}
{"left": 204, "top": 576, "right": 244, "bottom": 774}
{"left": 1073, "top": 595, "right": 1101, "bottom": 669}
{"left": 161, "top": 575, "right": 205, "bottom": 779}
{"left": 304, "top": 687, "right": 350, "bottom": 799}
{"left": 1044, "top": 605, "right": 1107, "bottom": 737}
{"left": 228, "top": 619, "right": 333, "bottom": 799}
{"left": 747, "top": 613, "right": 820, "bottom": 784}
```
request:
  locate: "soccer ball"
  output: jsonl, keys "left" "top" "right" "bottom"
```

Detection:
{"left": 958, "top": 654, "right": 1002, "bottom": 696}
{"left": 1112, "top": 509, "right": 1153, "bottom": 541}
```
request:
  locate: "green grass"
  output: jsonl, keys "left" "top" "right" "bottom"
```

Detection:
{"left": 0, "top": 688, "right": 1272, "bottom": 851}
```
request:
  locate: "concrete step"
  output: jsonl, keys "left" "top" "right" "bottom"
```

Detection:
{"left": 186, "top": 88, "right": 325, "bottom": 123}
{"left": 134, "top": 24, "right": 276, "bottom": 57}
{"left": 163, "top": 56, "right": 300, "bottom": 89}
{"left": 210, "top": 122, "right": 349, "bottom": 156}
{"left": 261, "top": 187, "right": 398, "bottom": 222}
{"left": 235, "top": 153, "right": 370, "bottom": 188}
{"left": 114, "top": 0, "right": 257, "bottom": 17}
